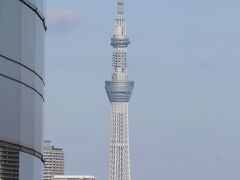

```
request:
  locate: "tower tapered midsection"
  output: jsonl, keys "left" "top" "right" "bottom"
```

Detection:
{"left": 105, "top": 0, "right": 134, "bottom": 180}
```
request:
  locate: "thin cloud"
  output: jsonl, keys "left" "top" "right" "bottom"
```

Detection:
{"left": 47, "top": 9, "right": 81, "bottom": 33}
{"left": 197, "top": 57, "right": 237, "bottom": 72}
{"left": 198, "top": 58, "right": 216, "bottom": 70}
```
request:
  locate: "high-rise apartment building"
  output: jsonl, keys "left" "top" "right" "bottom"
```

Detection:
{"left": 43, "top": 141, "right": 64, "bottom": 180}
{"left": 105, "top": 0, "right": 134, "bottom": 180}
{"left": 53, "top": 175, "right": 96, "bottom": 180}
{"left": 0, "top": 0, "right": 46, "bottom": 179}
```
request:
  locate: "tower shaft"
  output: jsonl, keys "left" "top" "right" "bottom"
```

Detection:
{"left": 105, "top": 0, "right": 134, "bottom": 180}
{"left": 109, "top": 103, "right": 130, "bottom": 180}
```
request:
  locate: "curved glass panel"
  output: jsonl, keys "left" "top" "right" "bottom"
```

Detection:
{"left": 0, "top": 1, "right": 45, "bottom": 179}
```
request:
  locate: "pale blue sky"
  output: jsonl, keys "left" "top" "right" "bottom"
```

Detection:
{"left": 45, "top": 0, "right": 240, "bottom": 180}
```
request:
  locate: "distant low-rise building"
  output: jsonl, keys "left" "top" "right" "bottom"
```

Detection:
{"left": 43, "top": 141, "right": 64, "bottom": 180}
{"left": 53, "top": 175, "right": 96, "bottom": 180}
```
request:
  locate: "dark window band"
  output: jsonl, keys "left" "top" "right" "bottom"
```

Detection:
{"left": 0, "top": 140, "right": 44, "bottom": 163}
{"left": 0, "top": 73, "right": 45, "bottom": 102}
{"left": 0, "top": 54, "right": 45, "bottom": 86}
{"left": 18, "top": 0, "right": 47, "bottom": 31}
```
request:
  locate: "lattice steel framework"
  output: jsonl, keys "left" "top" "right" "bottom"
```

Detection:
{"left": 105, "top": 0, "right": 134, "bottom": 180}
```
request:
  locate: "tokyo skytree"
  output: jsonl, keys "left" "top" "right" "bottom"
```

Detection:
{"left": 105, "top": 0, "right": 134, "bottom": 180}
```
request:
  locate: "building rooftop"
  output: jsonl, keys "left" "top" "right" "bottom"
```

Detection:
{"left": 44, "top": 140, "right": 63, "bottom": 151}
{"left": 53, "top": 175, "right": 96, "bottom": 180}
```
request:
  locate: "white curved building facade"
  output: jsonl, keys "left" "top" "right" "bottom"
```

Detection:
{"left": 0, "top": 0, "right": 46, "bottom": 179}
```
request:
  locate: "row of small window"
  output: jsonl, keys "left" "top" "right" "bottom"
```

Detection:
{"left": 110, "top": 91, "right": 130, "bottom": 94}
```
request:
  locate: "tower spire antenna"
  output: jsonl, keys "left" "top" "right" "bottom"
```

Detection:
{"left": 117, "top": 0, "right": 124, "bottom": 16}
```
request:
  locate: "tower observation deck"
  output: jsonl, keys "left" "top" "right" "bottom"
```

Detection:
{"left": 105, "top": 0, "right": 134, "bottom": 180}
